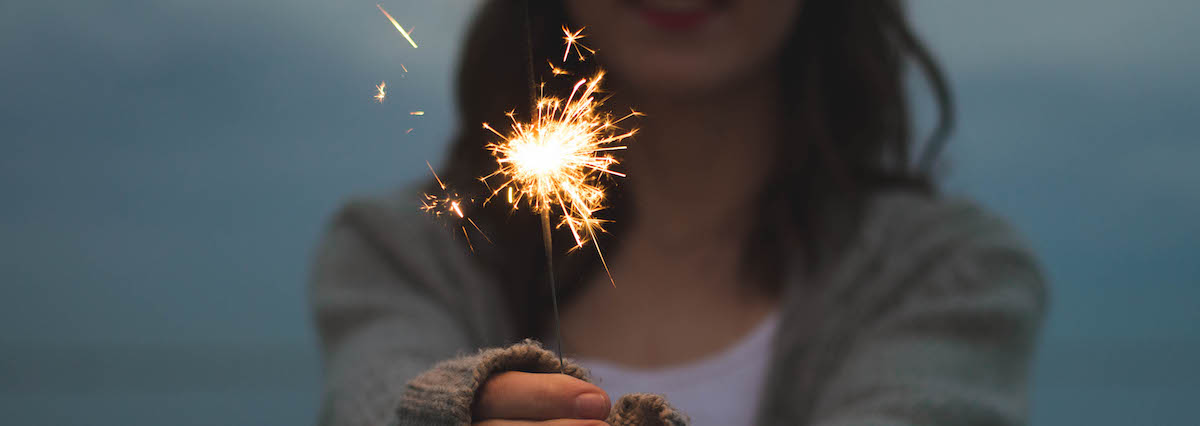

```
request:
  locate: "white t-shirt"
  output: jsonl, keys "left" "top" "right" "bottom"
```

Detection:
{"left": 572, "top": 312, "right": 780, "bottom": 425}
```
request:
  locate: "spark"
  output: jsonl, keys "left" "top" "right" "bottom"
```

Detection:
{"left": 410, "top": 111, "right": 425, "bottom": 116}
{"left": 561, "top": 25, "right": 595, "bottom": 62}
{"left": 406, "top": 128, "right": 414, "bottom": 134}
{"left": 482, "top": 72, "right": 640, "bottom": 285}
{"left": 422, "top": 161, "right": 492, "bottom": 252}
{"left": 400, "top": 63, "right": 408, "bottom": 73}
{"left": 377, "top": 4, "right": 418, "bottom": 48}
{"left": 374, "top": 81, "right": 387, "bottom": 103}
{"left": 548, "top": 60, "right": 569, "bottom": 76}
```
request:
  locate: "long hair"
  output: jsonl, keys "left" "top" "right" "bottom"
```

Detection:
{"left": 433, "top": 0, "right": 954, "bottom": 337}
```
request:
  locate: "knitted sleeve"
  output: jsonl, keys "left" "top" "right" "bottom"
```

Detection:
{"left": 809, "top": 197, "right": 1048, "bottom": 425}
{"left": 399, "top": 340, "right": 690, "bottom": 426}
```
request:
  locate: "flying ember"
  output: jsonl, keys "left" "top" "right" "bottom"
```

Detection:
{"left": 374, "top": 81, "right": 387, "bottom": 103}
{"left": 376, "top": 4, "right": 418, "bottom": 48}
{"left": 561, "top": 25, "right": 595, "bottom": 62}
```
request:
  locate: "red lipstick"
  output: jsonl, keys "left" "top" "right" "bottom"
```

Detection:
{"left": 640, "top": 8, "right": 713, "bottom": 31}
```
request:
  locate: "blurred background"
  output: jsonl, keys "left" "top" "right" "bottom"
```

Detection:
{"left": 1, "top": 0, "right": 1196, "bottom": 424}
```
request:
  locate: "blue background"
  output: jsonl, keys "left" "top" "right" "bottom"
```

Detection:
{"left": 2, "top": 1, "right": 1196, "bottom": 424}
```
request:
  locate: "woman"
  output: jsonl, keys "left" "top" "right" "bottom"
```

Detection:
{"left": 311, "top": 1, "right": 1046, "bottom": 425}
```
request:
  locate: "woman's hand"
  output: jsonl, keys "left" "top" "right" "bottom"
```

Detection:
{"left": 472, "top": 371, "right": 611, "bottom": 425}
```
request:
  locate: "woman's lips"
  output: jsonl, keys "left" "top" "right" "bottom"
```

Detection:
{"left": 639, "top": 7, "right": 715, "bottom": 31}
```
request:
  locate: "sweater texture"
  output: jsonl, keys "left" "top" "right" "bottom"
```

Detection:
{"left": 399, "top": 339, "right": 689, "bottom": 425}
{"left": 309, "top": 189, "right": 1046, "bottom": 426}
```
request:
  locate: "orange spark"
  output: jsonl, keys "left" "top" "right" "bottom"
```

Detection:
{"left": 377, "top": 4, "right": 418, "bottom": 48}
{"left": 482, "top": 72, "right": 640, "bottom": 285}
{"left": 400, "top": 63, "right": 408, "bottom": 73}
{"left": 561, "top": 25, "right": 595, "bottom": 62}
{"left": 422, "top": 161, "right": 492, "bottom": 252}
{"left": 410, "top": 111, "right": 425, "bottom": 116}
{"left": 374, "top": 81, "right": 387, "bottom": 103}
{"left": 547, "top": 60, "right": 570, "bottom": 76}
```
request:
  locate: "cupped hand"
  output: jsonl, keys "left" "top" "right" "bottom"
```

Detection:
{"left": 471, "top": 371, "right": 611, "bottom": 426}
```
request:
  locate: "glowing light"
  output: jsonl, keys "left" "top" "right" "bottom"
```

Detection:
{"left": 374, "top": 81, "right": 387, "bottom": 103}
{"left": 422, "top": 161, "right": 492, "bottom": 252}
{"left": 400, "top": 63, "right": 408, "bottom": 73}
{"left": 482, "top": 72, "right": 639, "bottom": 285}
{"left": 410, "top": 111, "right": 425, "bottom": 116}
{"left": 561, "top": 25, "right": 595, "bottom": 62}
{"left": 377, "top": 4, "right": 418, "bottom": 48}
{"left": 548, "top": 60, "right": 569, "bottom": 76}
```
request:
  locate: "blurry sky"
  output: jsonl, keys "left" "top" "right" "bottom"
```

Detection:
{"left": 1, "top": 0, "right": 1196, "bottom": 424}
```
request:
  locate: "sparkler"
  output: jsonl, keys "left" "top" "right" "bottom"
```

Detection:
{"left": 481, "top": 70, "right": 638, "bottom": 372}
{"left": 377, "top": 4, "right": 418, "bottom": 48}
{"left": 561, "top": 25, "right": 595, "bottom": 62}
{"left": 475, "top": 5, "right": 638, "bottom": 372}
{"left": 371, "top": 4, "right": 636, "bottom": 373}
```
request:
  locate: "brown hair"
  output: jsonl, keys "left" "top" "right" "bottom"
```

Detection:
{"left": 433, "top": 0, "right": 954, "bottom": 337}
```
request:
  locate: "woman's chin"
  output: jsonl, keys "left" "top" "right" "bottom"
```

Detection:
{"left": 598, "top": 44, "right": 761, "bottom": 99}
{"left": 610, "top": 64, "right": 735, "bottom": 100}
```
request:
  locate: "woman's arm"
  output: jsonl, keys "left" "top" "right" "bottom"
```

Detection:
{"left": 309, "top": 196, "right": 686, "bottom": 426}
{"left": 310, "top": 197, "right": 503, "bottom": 426}
{"left": 809, "top": 199, "right": 1048, "bottom": 425}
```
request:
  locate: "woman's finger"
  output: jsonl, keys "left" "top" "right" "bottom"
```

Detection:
{"left": 474, "top": 419, "right": 610, "bottom": 426}
{"left": 473, "top": 371, "right": 610, "bottom": 420}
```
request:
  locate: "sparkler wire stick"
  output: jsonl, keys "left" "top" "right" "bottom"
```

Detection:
{"left": 541, "top": 210, "right": 565, "bottom": 374}
{"left": 523, "top": 0, "right": 566, "bottom": 374}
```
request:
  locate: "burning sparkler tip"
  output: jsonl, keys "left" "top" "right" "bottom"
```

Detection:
{"left": 482, "top": 71, "right": 633, "bottom": 258}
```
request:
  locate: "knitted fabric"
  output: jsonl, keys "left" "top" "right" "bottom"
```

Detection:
{"left": 397, "top": 339, "right": 689, "bottom": 425}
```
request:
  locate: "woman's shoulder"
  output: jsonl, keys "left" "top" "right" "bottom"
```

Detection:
{"left": 859, "top": 189, "right": 1035, "bottom": 257}
{"left": 821, "top": 189, "right": 1048, "bottom": 317}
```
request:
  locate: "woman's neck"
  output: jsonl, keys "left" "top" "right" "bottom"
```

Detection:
{"left": 622, "top": 74, "right": 782, "bottom": 248}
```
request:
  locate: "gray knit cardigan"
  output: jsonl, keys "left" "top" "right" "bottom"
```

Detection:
{"left": 310, "top": 190, "right": 1046, "bottom": 425}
